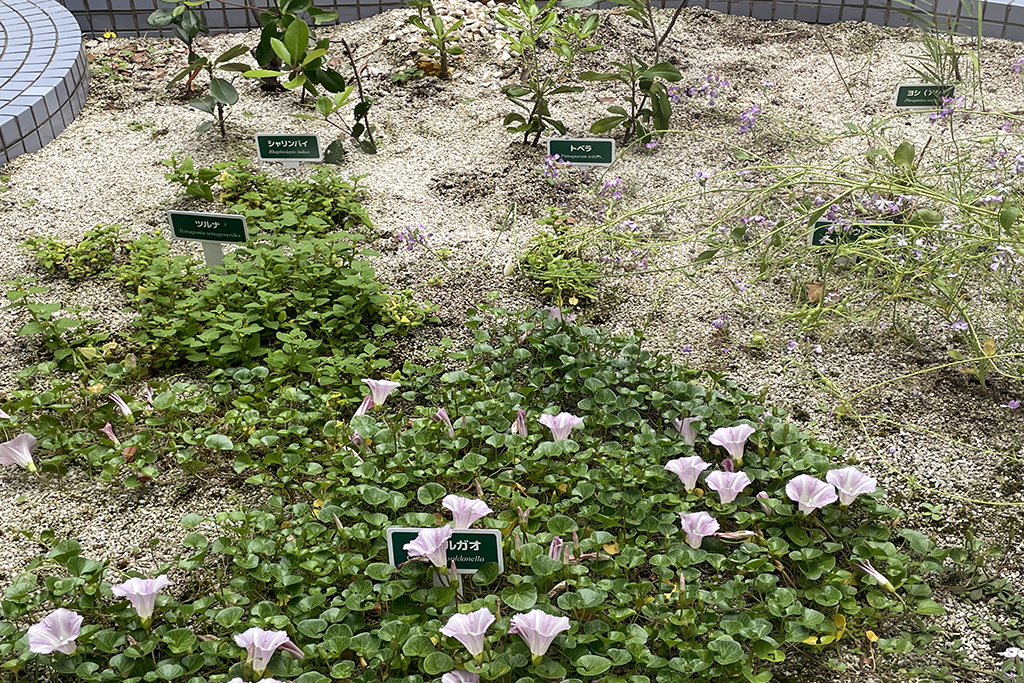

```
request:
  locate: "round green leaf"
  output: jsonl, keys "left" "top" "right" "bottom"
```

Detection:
{"left": 417, "top": 482, "right": 447, "bottom": 505}
{"left": 575, "top": 655, "right": 612, "bottom": 676}
{"left": 204, "top": 434, "right": 233, "bottom": 450}
{"left": 422, "top": 651, "right": 455, "bottom": 675}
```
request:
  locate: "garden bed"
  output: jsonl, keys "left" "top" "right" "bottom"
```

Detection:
{"left": 1, "top": 2, "right": 1024, "bottom": 682}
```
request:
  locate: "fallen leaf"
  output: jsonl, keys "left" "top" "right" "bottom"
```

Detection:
{"left": 805, "top": 281, "right": 824, "bottom": 303}
{"left": 602, "top": 540, "right": 620, "bottom": 555}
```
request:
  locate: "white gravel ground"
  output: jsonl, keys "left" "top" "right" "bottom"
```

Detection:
{"left": 1, "top": 3, "right": 1023, "bottom": 680}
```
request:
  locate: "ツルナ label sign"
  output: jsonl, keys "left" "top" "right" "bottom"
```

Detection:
{"left": 547, "top": 138, "right": 615, "bottom": 167}
{"left": 168, "top": 211, "right": 248, "bottom": 244}
{"left": 386, "top": 528, "right": 504, "bottom": 575}
{"left": 255, "top": 134, "right": 322, "bottom": 161}
{"left": 894, "top": 84, "right": 955, "bottom": 110}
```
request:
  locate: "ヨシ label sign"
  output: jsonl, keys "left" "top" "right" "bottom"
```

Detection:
{"left": 547, "top": 138, "right": 614, "bottom": 167}
{"left": 386, "top": 527, "right": 504, "bottom": 575}
{"left": 168, "top": 211, "right": 248, "bottom": 244}
{"left": 894, "top": 84, "right": 955, "bottom": 110}
{"left": 255, "top": 134, "right": 322, "bottom": 162}
{"left": 811, "top": 220, "right": 891, "bottom": 246}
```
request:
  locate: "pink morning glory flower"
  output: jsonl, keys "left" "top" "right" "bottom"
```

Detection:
{"left": 826, "top": 467, "right": 877, "bottom": 506}
{"left": 442, "top": 671, "right": 481, "bottom": 683}
{"left": 671, "top": 417, "right": 701, "bottom": 446}
{"left": 111, "top": 575, "right": 171, "bottom": 623}
{"left": 678, "top": 511, "right": 719, "bottom": 548}
{"left": 705, "top": 470, "right": 751, "bottom": 504}
{"left": 0, "top": 433, "right": 37, "bottom": 471}
{"left": 756, "top": 491, "right": 772, "bottom": 514}
{"left": 856, "top": 560, "right": 896, "bottom": 593}
{"left": 0, "top": 408, "right": 10, "bottom": 419}
{"left": 548, "top": 536, "right": 564, "bottom": 561}
{"left": 439, "top": 607, "right": 495, "bottom": 659}
{"left": 234, "top": 627, "right": 304, "bottom": 676}
{"left": 403, "top": 525, "right": 454, "bottom": 567}
{"left": 110, "top": 393, "right": 133, "bottom": 421}
{"left": 441, "top": 495, "right": 492, "bottom": 529}
{"left": 664, "top": 455, "right": 710, "bottom": 492}
{"left": 432, "top": 408, "right": 456, "bottom": 438}
{"left": 27, "top": 608, "right": 83, "bottom": 655}
{"left": 785, "top": 474, "right": 838, "bottom": 514}
{"left": 361, "top": 379, "right": 401, "bottom": 408}
{"left": 538, "top": 412, "right": 584, "bottom": 441}
{"left": 509, "top": 609, "right": 571, "bottom": 664}
{"left": 709, "top": 424, "right": 756, "bottom": 466}
{"left": 354, "top": 394, "right": 373, "bottom": 416}
{"left": 511, "top": 409, "right": 528, "bottom": 437}
{"left": 228, "top": 679, "right": 286, "bottom": 683}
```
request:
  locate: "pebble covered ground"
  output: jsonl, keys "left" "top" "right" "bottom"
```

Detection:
{"left": 1, "top": 3, "right": 1023, "bottom": 680}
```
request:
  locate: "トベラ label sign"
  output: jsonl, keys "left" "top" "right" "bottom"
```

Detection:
{"left": 547, "top": 138, "right": 615, "bottom": 167}
{"left": 894, "top": 84, "right": 955, "bottom": 110}
{"left": 386, "top": 527, "right": 504, "bottom": 575}
{"left": 811, "top": 220, "right": 891, "bottom": 246}
{"left": 168, "top": 211, "right": 248, "bottom": 244}
{"left": 255, "top": 134, "right": 322, "bottom": 161}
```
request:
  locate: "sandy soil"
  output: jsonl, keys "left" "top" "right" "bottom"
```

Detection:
{"left": 1, "top": 3, "right": 1023, "bottom": 680}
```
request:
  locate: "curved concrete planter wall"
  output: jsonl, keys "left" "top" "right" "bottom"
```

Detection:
{"left": 56, "top": 0, "right": 1024, "bottom": 40}
{"left": 0, "top": 0, "right": 89, "bottom": 167}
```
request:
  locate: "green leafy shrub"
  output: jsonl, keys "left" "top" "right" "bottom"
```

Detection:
{"left": 24, "top": 223, "right": 126, "bottom": 279}
{"left": 162, "top": 156, "right": 373, "bottom": 237}
{"left": 118, "top": 230, "right": 433, "bottom": 376}
{"left": 1, "top": 308, "right": 955, "bottom": 683}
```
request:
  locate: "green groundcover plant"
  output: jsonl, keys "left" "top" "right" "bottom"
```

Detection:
{"left": 1, "top": 307, "right": 954, "bottom": 682}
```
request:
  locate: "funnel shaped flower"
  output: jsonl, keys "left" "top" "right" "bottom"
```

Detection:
{"left": 709, "top": 424, "right": 756, "bottom": 465}
{"left": 665, "top": 456, "right": 710, "bottom": 492}
{"left": 786, "top": 474, "right": 838, "bottom": 514}
{"left": 856, "top": 560, "right": 896, "bottom": 593}
{"left": 705, "top": 470, "right": 751, "bottom": 504}
{"left": 0, "top": 433, "right": 37, "bottom": 471}
{"left": 671, "top": 417, "right": 701, "bottom": 446}
{"left": 509, "top": 609, "right": 571, "bottom": 663}
{"left": 442, "top": 671, "right": 481, "bottom": 683}
{"left": 440, "top": 607, "right": 495, "bottom": 658}
{"left": 679, "top": 511, "right": 719, "bottom": 549}
{"left": 826, "top": 467, "right": 877, "bottom": 506}
{"left": 234, "top": 627, "right": 304, "bottom": 676}
{"left": 432, "top": 408, "right": 456, "bottom": 438}
{"left": 548, "top": 536, "right": 564, "bottom": 561}
{"left": 111, "top": 575, "right": 171, "bottom": 622}
{"left": 0, "top": 408, "right": 10, "bottom": 419}
{"left": 538, "top": 412, "right": 583, "bottom": 442}
{"left": 354, "top": 394, "right": 373, "bottom": 416}
{"left": 511, "top": 409, "right": 528, "bottom": 437}
{"left": 756, "top": 491, "right": 772, "bottom": 514}
{"left": 110, "top": 393, "right": 133, "bottom": 419}
{"left": 362, "top": 379, "right": 401, "bottom": 408}
{"left": 442, "top": 495, "right": 492, "bottom": 529}
{"left": 27, "top": 608, "right": 83, "bottom": 655}
{"left": 404, "top": 525, "right": 454, "bottom": 567}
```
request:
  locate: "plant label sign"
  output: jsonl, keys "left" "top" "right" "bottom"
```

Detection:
{"left": 168, "top": 211, "right": 248, "bottom": 267}
{"left": 894, "top": 84, "right": 955, "bottom": 110}
{"left": 386, "top": 527, "right": 504, "bottom": 576}
{"left": 255, "top": 134, "right": 322, "bottom": 167}
{"left": 811, "top": 220, "right": 891, "bottom": 246}
{"left": 547, "top": 138, "right": 614, "bottom": 167}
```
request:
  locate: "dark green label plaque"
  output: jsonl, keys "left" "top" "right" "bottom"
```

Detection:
{"left": 168, "top": 211, "right": 248, "bottom": 244}
{"left": 547, "top": 138, "right": 614, "bottom": 167}
{"left": 811, "top": 220, "right": 891, "bottom": 246}
{"left": 894, "top": 84, "right": 955, "bottom": 109}
{"left": 255, "top": 134, "right": 322, "bottom": 161}
{"left": 386, "top": 527, "right": 504, "bottom": 575}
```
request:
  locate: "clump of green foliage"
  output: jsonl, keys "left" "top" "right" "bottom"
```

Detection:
{"left": 162, "top": 156, "right": 372, "bottom": 237}
{"left": 24, "top": 223, "right": 126, "bottom": 279}
{"left": 0, "top": 307, "right": 964, "bottom": 683}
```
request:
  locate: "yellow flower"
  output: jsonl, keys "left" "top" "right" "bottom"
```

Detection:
{"left": 103, "top": 30, "right": 117, "bottom": 39}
